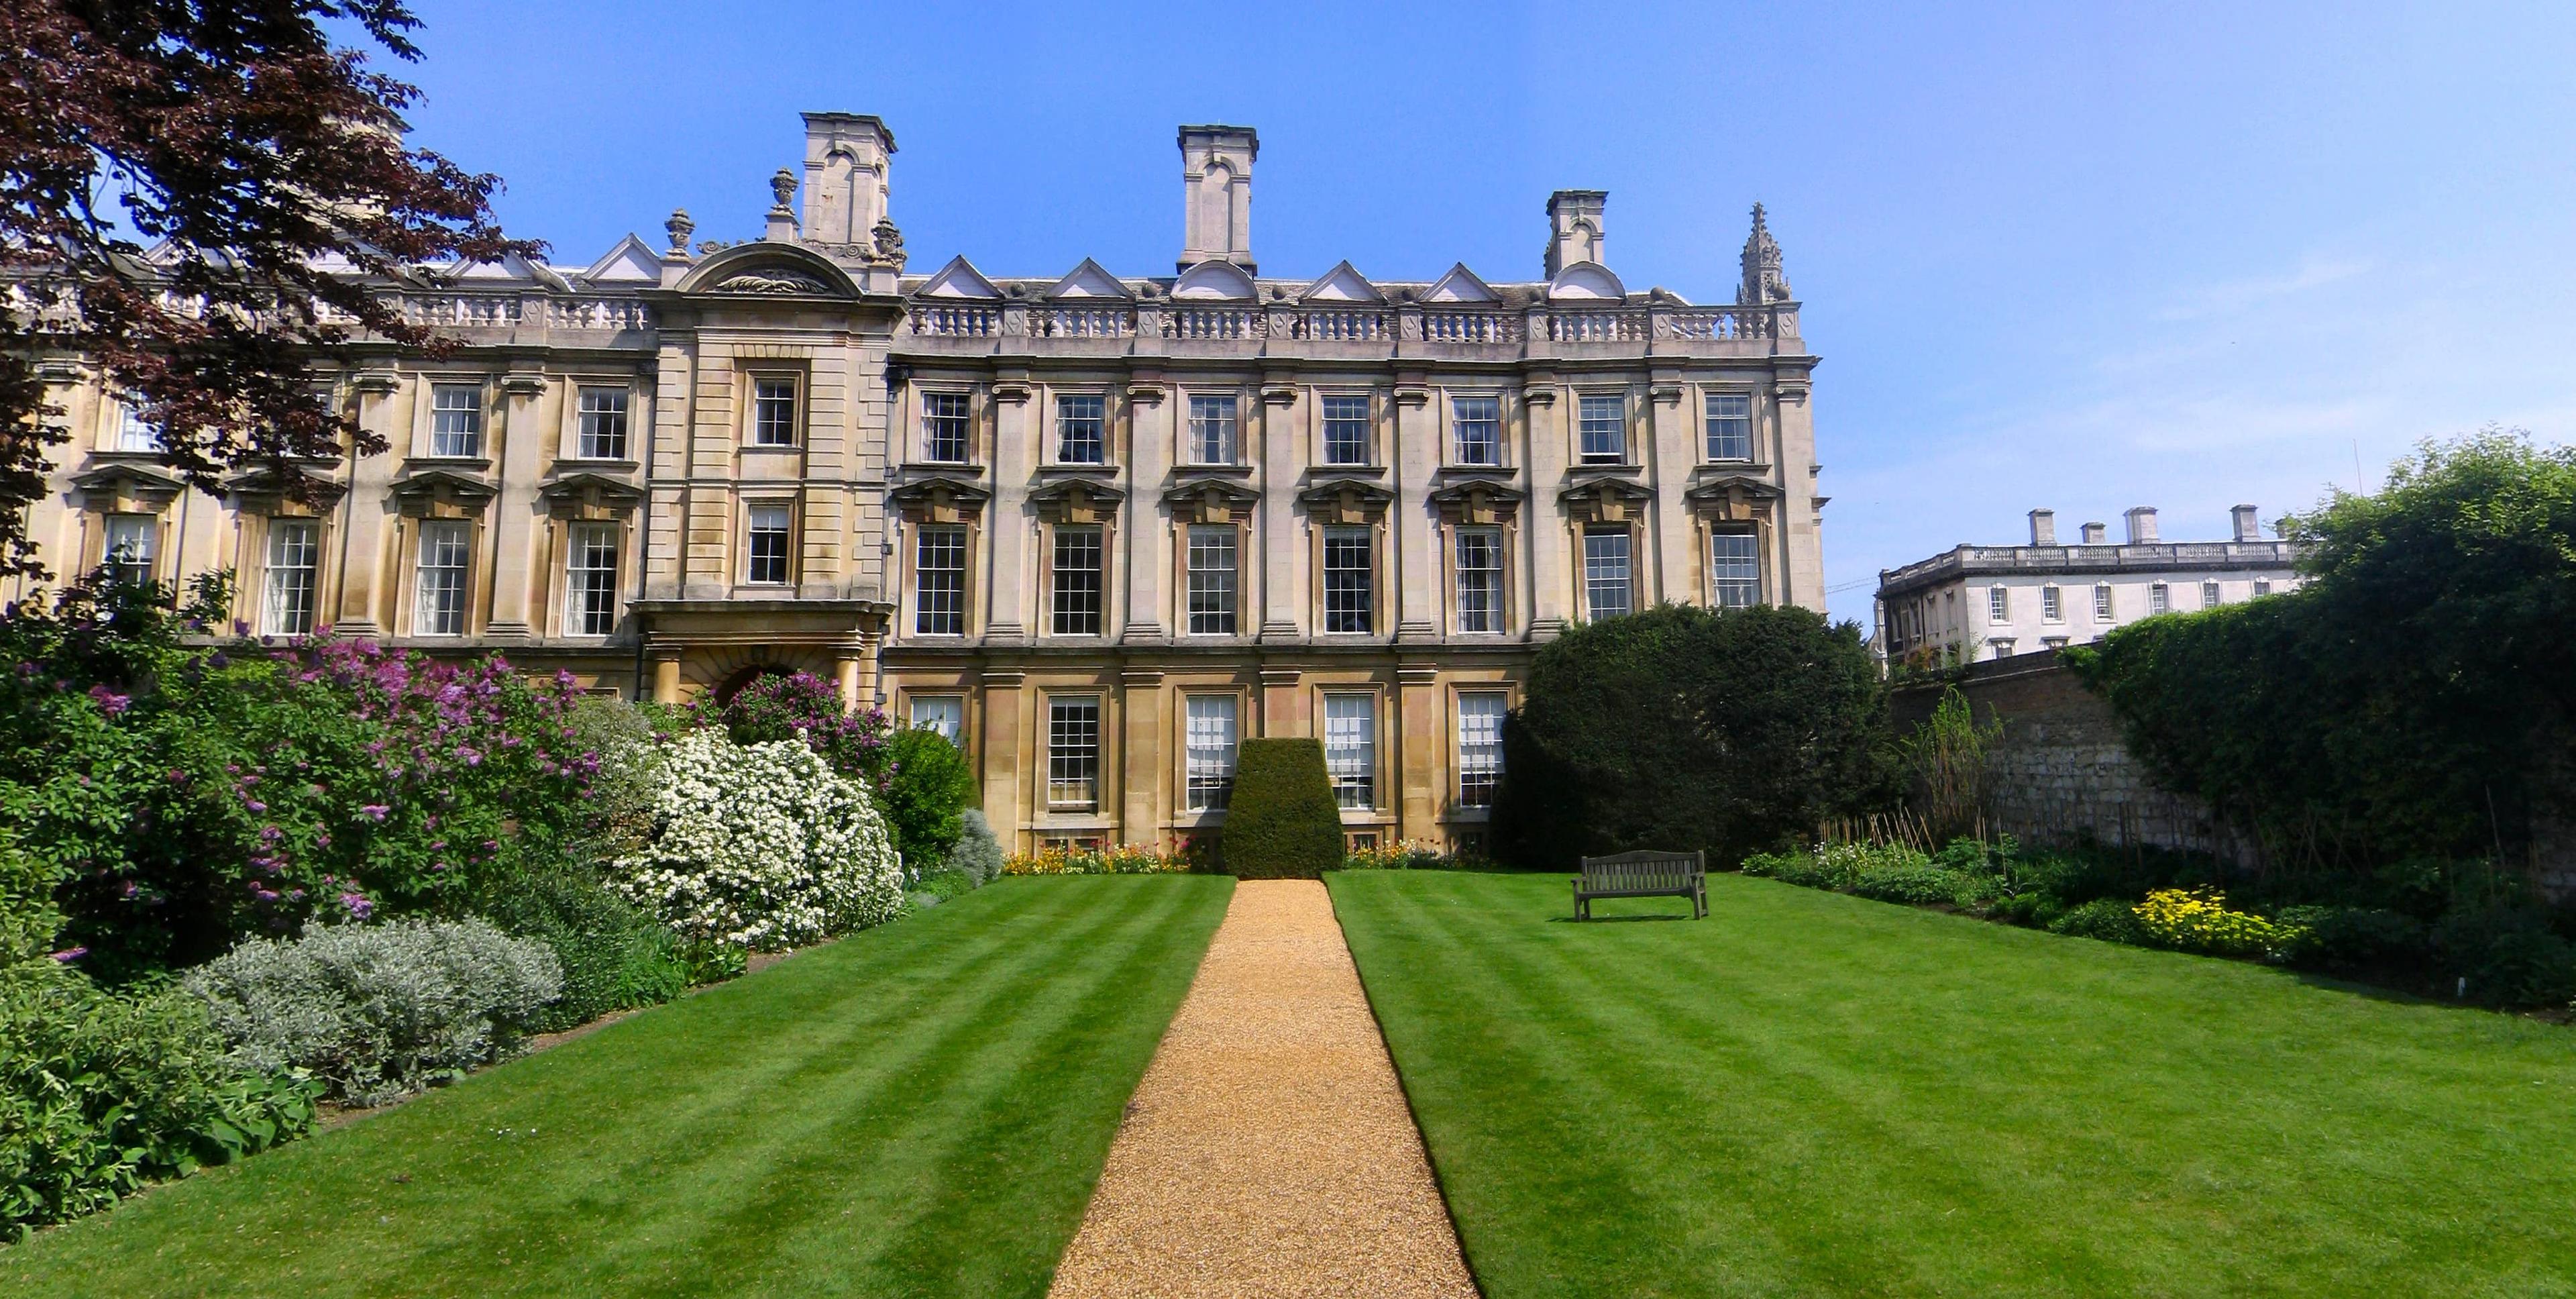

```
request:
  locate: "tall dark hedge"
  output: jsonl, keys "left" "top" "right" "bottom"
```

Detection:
{"left": 2068, "top": 431, "right": 2575, "bottom": 873}
{"left": 1491, "top": 603, "right": 1897, "bottom": 870}
{"left": 1220, "top": 739, "right": 1344, "bottom": 879}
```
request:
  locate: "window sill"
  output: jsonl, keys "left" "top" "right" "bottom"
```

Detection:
{"left": 409, "top": 456, "right": 492, "bottom": 470}
{"left": 556, "top": 458, "right": 639, "bottom": 471}
{"left": 743, "top": 444, "right": 802, "bottom": 454}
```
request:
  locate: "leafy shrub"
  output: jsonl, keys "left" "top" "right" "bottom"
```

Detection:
{"left": 2273, "top": 905, "right": 2428, "bottom": 970}
{"left": 945, "top": 809, "right": 1004, "bottom": 886}
{"left": 879, "top": 727, "right": 977, "bottom": 873}
{"left": 563, "top": 694, "right": 668, "bottom": 862}
{"left": 2432, "top": 905, "right": 2576, "bottom": 1007}
{"left": 1219, "top": 739, "right": 1344, "bottom": 880}
{"left": 1004, "top": 841, "right": 1196, "bottom": 876}
{"left": 1849, "top": 864, "right": 1972, "bottom": 906}
{"left": 1342, "top": 839, "right": 1472, "bottom": 870}
{"left": 475, "top": 864, "right": 688, "bottom": 1033}
{"left": 698, "top": 671, "right": 891, "bottom": 784}
{"left": 2047, "top": 898, "right": 2150, "bottom": 945}
{"left": 912, "top": 870, "right": 977, "bottom": 904}
{"left": 1, "top": 962, "right": 315, "bottom": 1237}
{"left": 2132, "top": 888, "right": 2304, "bottom": 959}
{"left": 182, "top": 918, "right": 562, "bottom": 1106}
{"left": 610, "top": 729, "right": 903, "bottom": 951}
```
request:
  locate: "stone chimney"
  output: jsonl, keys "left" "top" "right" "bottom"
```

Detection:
{"left": 798, "top": 113, "right": 896, "bottom": 248}
{"left": 2232, "top": 503, "right": 2262, "bottom": 542}
{"left": 2080, "top": 521, "right": 2108, "bottom": 544}
{"left": 1544, "top": 190, "right": 1607, "bottom": 276}
{"left": 2125, "top": 507, "right": 2160, "bottom": 544}
{"left": 1179, "top": 125, "right": 1258, "bottom": 271}
{"left": 2028, "top": 509, "right": 2057, "bottom": 547}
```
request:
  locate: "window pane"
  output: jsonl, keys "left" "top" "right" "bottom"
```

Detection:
{"left": 1578, "top": 395, "right": 1625, "bottom": 464}
{"left": 1711, "top": 531, "right": 1760, "bottom": 608}
{"left": 1988, "top": 585, "right": 2010, "bottom": 623}
{"left": 747, "top": 505, "right": 791, "bottom": 584}
{"left": 923, "top": 391, "right": 971, "bottom": 462}
{"left": 1322, "top": 395, "right": 1371, "bottom": 465}
{"left": 2094, "top": 584, "right": 2114, "bottom": 620}
{"left": 115, "top": 399, "right": 164, "bottom": 452}
{"left": 1055, "top": 394, "right": 1105, "bottom": 464}
{"left": 1186, "top": 525, "right": 1236, "bottom": 635}
{"left": 263, "top": 520, "right": 319, "bottom": 635}
{"left": 1323, "top": 526, "right": 1373, "bottom": 633}
{"left": 1457, "top": 692, "right": 1505, "bottom": 808}
{"left": 1047, "top": 697, "right": 1100, "bottom": 809}
{"left": 1188, "top": 395, "right": 1238, "bottom": 464}
{"left": 914, "top": 526, "right": 966, "bottom": 635}
{"left": 416, "top": 520, "right": 469, "bottom": 635}
{"left": 1456, "top": 529, "right": 1503, "bottom": 632}
{"left": 910, "top": 696, "right": 964, "bottom": 744}
{"left": 2041, "top": 585, "right": 2063, "bottom": 621}
{"left": 576, "top": 387, "right": 629, "bottom": 460}
{"left": 1452, "top": 397, "right": 1500, "bottom": 465}
{"left": 2202, "top": 580, "right": 2222, "bottom": 609}
{"left": 563, "top": 523, "right": 620, "bottom": 635}
{"left": 102, "top": 514, "right": 156, "bottom": 586}
{"left": 430, "top": 384, "right": 482, "bottom": 457}
{"left": 1705, "top": 393, "right": 1753, "bottom": 461}
{"left": 1052, "top": 526, "right": 1102, "bottom": 635}
{"left": 753, "top": 378, "right": 799, "bottom": 446}
{"left": 1324, "top": 694, "right": 1375, "bottom": 810}
{"left": 2150, "top": 583, "right": 2169, "bottom": 615}
{"left": 1583, "top": 530, "right": 1631, "bottom": 621}
{"left": 1184, "top": 695, "right": 1238, "bottom": 812}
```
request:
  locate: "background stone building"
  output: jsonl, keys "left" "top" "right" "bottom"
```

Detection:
{"left": 13, "top": 111, "right": 1825, "bottom": 853}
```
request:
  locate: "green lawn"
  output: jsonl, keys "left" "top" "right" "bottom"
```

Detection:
{"left": 1332, "top": 870, "right": 2576, "bottom": 1298}
{"left": 1, "top": 876, "right": 1232, "bottom": 1299}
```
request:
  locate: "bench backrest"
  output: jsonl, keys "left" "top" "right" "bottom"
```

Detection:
{"left": 1578, "top": 849, "right": 1705, "bottom": 890}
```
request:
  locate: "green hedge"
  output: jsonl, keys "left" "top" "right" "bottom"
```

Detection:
{"left": 1219, "top": 739, "right": 1343, "bottom": 880}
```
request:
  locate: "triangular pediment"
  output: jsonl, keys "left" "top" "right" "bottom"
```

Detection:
{"left": 1047, "top": 258, "right": 1130, "bottom": 299}
{"left": 441, "top": 252, "right": 570, "bottom": 293}
{"left": 1546, "top": 261, "right": 1625, "bottom": 301}
{"left": 916, "top": 255, "right": 1003, "bottom": 299}
{"left": 1299, "top": 261, "right": 1382, "bottom": 303}
{"left": 1171, "top": 260, "right": 1256, "bottom": 300}
{"left": 580, "top": 235, "right": 663, "bottom": 284}
{"left": 1422, "top": 263, "right": 1501, "bottom": 303}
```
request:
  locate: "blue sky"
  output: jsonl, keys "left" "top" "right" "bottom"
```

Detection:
{"left": 393, "top": 0, "right": 2576, "bottom": 624}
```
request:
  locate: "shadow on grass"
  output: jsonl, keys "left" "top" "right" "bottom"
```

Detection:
{"left": 1549, "top": 913, "right": 1699, "bottom": 924}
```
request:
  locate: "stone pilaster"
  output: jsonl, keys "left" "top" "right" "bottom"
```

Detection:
{"left": 1521, "top": 378, "right": 1569, "bottom": 635}
{"left": 1391, "top": 380, "right": 1436, "bottom": 641}
{"left": 1121, "top": 380, "right": 1169, "bottom": 641}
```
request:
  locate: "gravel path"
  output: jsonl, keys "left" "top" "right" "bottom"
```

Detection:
{"left": 1047, "top": 879, "right": 1479, "bottom": 1298}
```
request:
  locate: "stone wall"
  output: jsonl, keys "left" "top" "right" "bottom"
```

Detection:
{"left": 1889, "top": 656, "right": 2263, "bottom": 866}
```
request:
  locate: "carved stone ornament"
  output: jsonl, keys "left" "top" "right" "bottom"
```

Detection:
{"left": 225, "top": 464, "right": 349, "bottom": 515}
{"left": 1162, "top": 478, "right": 1258, "bottom": 525}
{"left": 712, "top": 268, "right": 831, "bottom": 295}
{"left": 70, "top": 463, "right": 184, "bottom": 512}
{"left": 1685, "top": 472, "right": 1784, "bottom": 523}
{"left": 1030, "top": 478, "right": 1125, "bottom": 525}
{"left": 665, "top": 209, "right": 696, "bottom": 253}
{"left": 1297, "top": 476, "right": 1394, "bottom": 525}
{"left": 871, "top": 217, "right": 908, "bottom": 270}
{"left": 1560, "top": 477, "right": 1655, "bottom": 525}
{"left": 537, "top": 472, "right": 645, "bottom": 520}
{"left": 890, "top": 475, "right": 992, "bottom": 525}
{"left": 769, "top": 168, "right": 798, "bottom": 209}
{"left": 1429, "top": 476, "right": 1524, "bottom": 525}
{"left": 388, "top": 466, "right": 499, "bottom": 518}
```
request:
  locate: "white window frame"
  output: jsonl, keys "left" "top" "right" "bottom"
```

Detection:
{"left": 2041, "top": 584, "right": 2063, "bottom": 623}
{"left": 751, "top": 376, "right": 800, "bottom": 448}
{"left": 575, "top": 386, "right": 630, "bottom": 460}
{"left": 1187, "top": 394, "right": 1239, "bottom": 465}
{"left": 1704, "top": 391, "right": 1753, "bottom": 462}
{"left": 1054, "top": 393, "right": 1105, "bottom": 465}
{"left": 2202, "top": 579, "right": 2222, "bottom": 609}
{"left": 1322, "top": 525, "right": 1373, "bottom": 634}
{"left": 113, "top": 399, "right": 164, "bottom": 452}
{"left": 1711, "top": 531, "right": 1760, "bottom": 609}
{"left": 1320, "top": 393, "right": 1371, "bottom": 466}
{"left": 1583, "top": 528, "right": 1632, "bottom": 621}
{"left": 1051, "top": 525, "right": 1104, "bottom": 635}
{"left": 1183, "top": 694, "right": 1240, "bottom": 813}
{"left": 564, "top": 522, "right": 620, "bottom": 636}
{"left": 2149, "top": 582, "right": 2171, "bottom": 615}
{"left": 1185, "top": 524, "right": 1237, "bottom": 635}
{"left": 1576, "top": 393, "right": 1625, "bottom": 465}
{"left": 909, "top": 695, "right": 965, "bottom": 745}
{"left": 262, "top": 519, "right": 319, "bottom": 635}
{"left": 745, "top": 503, "right": 792, "bottom": 586}
{"left": 101, "top": 513, "right": 156, "bottom": 586}
{"left": 429, "top": 383, "right": 484, "bottom": 458}
{"left": 1455, "top": 527, "right": 1504, "bottom": 633}
{"left": 415, "top": 519, "right": 470, "bottom": 635}
{"left": 1456, "top": 692, "right": 1506, "bottom": 809}
{"left": 2094, "top": 583, "right": 2114, "bottom": 621}
{"left": 1988, "top": 584, "right": 2010, "bottom": 623}
{"left": 1046, "top": 696, "right": 1102, "bottom": 811}
{"left": 914, "top": 525, "right": 967, "bottom": 635}
{"left": 921, "top": 391, "right": 972, "bottom": 463}
{"left": 1324, "top": 693, "right": 1377, "bottom": 811}
{"left": 1451, "top": 395, "right": 1501, "bottom": 466}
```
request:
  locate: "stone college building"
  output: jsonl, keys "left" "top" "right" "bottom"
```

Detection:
{"left": 15, "top": 113, "right": 1826, "bottom": 853}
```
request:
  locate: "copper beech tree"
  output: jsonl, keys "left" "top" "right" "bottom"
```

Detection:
{"left": 0, "top": 0, "right": 534, "bottom": 577}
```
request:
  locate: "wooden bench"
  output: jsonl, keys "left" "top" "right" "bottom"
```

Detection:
{"left": 1574, "top": 849, "right": 1708, "bottom": 921}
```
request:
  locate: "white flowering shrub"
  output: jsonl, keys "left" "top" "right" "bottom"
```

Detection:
{"left": 612, "top": 730, "right": 904, "bottom": 952}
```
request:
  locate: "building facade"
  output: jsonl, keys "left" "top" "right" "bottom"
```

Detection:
{"left": 13, "top": 113, "right": 1826, "bottom": 852}
{"left": 1875, "top": 504, "right": 2303, "bottom": 667}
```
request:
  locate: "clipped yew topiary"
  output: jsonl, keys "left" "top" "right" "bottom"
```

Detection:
{"left": 1218, "top": 739, "right": 1344, "bottom": 879}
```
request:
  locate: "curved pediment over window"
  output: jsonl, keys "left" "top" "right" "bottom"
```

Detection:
{"left": 1545, "top": 261, "right": 1625, "bottom": 301}
{"left": 675, "top": 243, "right": 860, "bottom": 297}
{"left": 1172, "top": 260, "right": 1256, "bottom": 300}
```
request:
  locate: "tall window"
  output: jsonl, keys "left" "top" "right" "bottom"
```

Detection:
{"left": 1055, "top": 394, "right": 1104, "bottom": 464}
{"left": 572, "top": 386, "right": 628, "bottom": 460}
{"left": 1185, "top": 525, "right": 1237, "bottom": 635}
{"left": 1988, "top": 585, "right": 2010, "bottom": 623}
{"left": 1046, "top": 696, "right": 1100, "bottom": 810}
{"left": 565, "top": 523, "right": 619, "bottom": 635}
{"left": 2149, "top": 582, "right": 2170, "bottom": 615}
{"left": 1711, "top": 531, "right": 1760, "bottom": 608}
{"left": 914, "top": 525, "right": 966, "bottom": 635}
{"left": 1322, "top": 395, "right": 1371, "bottom": 465}
{"left": 2252, "top": 578, "right": 2273, "bottom": 597}
{"left": 1457, "top": 692, "right": 1505, "bottom": 808}
{"left": 1324, "top": 694, "right": 1375, "bottom": 810}
{"left": 101, "top": 514, "right": 156, "bottom": 586}
{"left": 747, "top": 505, "right": 792, "bottom": 585}
{"left": 751, "top": 377, "right": 798, "bottom": 447}
{"left": 2041, "top": 584, "right": 2063, "bottom": 622}
{"left": 1184, "top": 695, "right": 1239, "bottom": 812}
{"left": 909, "top": 696, "right": 964, "bottom": 745}
{"left": 415, "top": 520, "right": 469, "bottom": 635}
{"left": 922, "top": 391, "right": 971, "bottom": 462}
{"left": 1455, "top": 528, "right": 1503, "bottom": 632}
{"left": 2093, "top": 583, "right": 2114, "bottom": 621}
{"left": 430, "top": 383, "right": 482, "bottom": 457}
{"left": 1051, "top": 526, "right": 1103, "bottom": 635}
{"left": 1583, "top": 529, "right": 1632, "bottom": 621}
{"left": 1705, "top": 392, "right": 1753, "bottom": 461}
{"left": 1322, "top": 526, "right": 1373, "bottom": 633}
{"left": 262, "top": 520, "right": 319, "bottom": 635}
{"left": 114, "top": 400, "right": 163, "bottom": 452}
{"left": 1188, "top": 394, "right": 1238, "bottom": 464}
{"left": 1452, "top": 396, "right": 1500, "bottom": 466}
{"left": 1578, "top": 394, "right": 1625, "bottom": 464}
{"left": 2201, "top": 579, "right": 2222, "bottom": 609}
